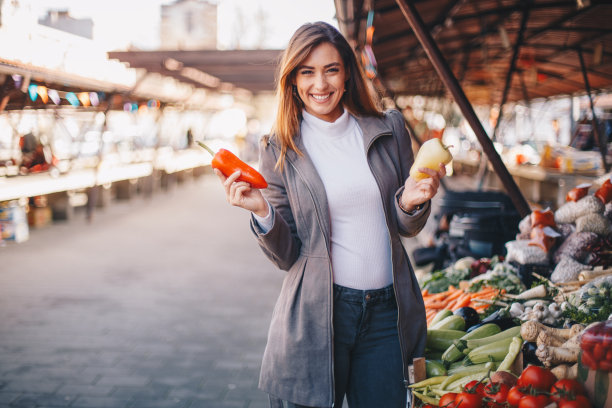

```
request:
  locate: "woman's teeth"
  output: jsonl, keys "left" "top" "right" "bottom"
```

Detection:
{"left": 312, "top": 94, "right": 331, "bottom": 101}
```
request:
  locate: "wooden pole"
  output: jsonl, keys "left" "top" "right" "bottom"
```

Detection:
{"left": 395, "top": 0, "right": 531, "bottom": 217}
{"left": 577, "top": 46, "right": 609, "bottom": 173}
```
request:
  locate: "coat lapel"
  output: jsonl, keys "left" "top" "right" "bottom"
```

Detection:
{"left": 355, "top": 113, "right": 394, "bottom": 152}
{"left": 284, "top": 130, "right": 332, "bottom": 244}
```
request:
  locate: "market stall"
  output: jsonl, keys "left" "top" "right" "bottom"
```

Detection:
{"left": 0, "top": 19, "right": 280, "bottom": 244}
{"left": 334, "top": 1, "right": 612, "bottom": 406}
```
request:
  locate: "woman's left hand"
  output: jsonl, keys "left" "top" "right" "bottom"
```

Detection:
{"left": 399, "top": 163, "right": 446, "bottom": 212}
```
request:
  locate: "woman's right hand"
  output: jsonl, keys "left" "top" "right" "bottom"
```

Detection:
{"left": 214, "top": 169, "right": 269, "bottom": 217}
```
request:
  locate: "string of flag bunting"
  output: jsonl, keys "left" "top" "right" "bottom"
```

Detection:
{"left": 11, "top": 74, "right": 160, "bottom": 112}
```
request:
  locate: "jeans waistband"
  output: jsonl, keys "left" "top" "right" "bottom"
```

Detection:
{"left": 333, "top": 283, "right": 395, "bottom": 304}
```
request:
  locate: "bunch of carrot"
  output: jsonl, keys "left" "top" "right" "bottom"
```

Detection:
{"left": 422, "top": 285, "right": 505, "bottom": 325}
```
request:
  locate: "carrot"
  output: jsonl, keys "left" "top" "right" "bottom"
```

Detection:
{"left": 424, "top": 300, "right": 448, "bottom": 310}
{"left": 451, "top": 293, "right": 472, "bottom": 311}
{"left": 446, "top": 288, "right": 465, "bottom": 302}
{"left": 445, "top": 299, "right": 457, "bottom": 311}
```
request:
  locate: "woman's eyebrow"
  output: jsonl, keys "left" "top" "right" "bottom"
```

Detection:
{"left": 297, "top": 62, "right": 342, "bottom": 70}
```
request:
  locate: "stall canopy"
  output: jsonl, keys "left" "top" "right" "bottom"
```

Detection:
{"left": 335, "top": 0, "right": 612, "bottom": 105}
{"left": 108, "top": 49, "right": 282, "bottom": 94}
{"left": 335, "top": 0, "right": 612, "bottom": 217}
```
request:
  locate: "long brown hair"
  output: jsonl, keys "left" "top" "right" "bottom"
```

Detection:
{"left": 272, "top": 21, "right": 382, "bottom": 169}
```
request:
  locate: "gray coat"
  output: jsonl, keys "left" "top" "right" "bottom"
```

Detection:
{"left": 250, "top": 109, "right": 430, "bottom": 407}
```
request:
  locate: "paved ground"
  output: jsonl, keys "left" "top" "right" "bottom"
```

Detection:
{"left": 0, "top": 170, "right": 454, "bottom": 408}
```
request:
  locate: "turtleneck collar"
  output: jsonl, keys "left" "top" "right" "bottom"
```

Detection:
{"left": 302, "top": 108, "right": 352, "bottom": 138}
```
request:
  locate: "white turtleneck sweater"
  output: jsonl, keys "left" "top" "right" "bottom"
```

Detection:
{"left": 254, "top": 109, "right": 393, "bottom": 290}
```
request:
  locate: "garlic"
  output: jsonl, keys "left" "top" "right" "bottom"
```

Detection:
{"left": 510, "top": 302, "right": 524, "bottom": 318}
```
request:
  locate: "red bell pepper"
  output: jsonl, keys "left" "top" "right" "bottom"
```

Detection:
{"left": 197, "top": 141, "right": 267, "bottom": 189}
{"left": 595, "top": 179, "right": 612, "bottom": 204}
{"left": 530, "top": 209, "right": 555, "bottom": 229}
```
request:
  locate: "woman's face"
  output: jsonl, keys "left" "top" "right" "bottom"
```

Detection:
{"left": 294, "top": 42, "right": 347, "bottom": 122}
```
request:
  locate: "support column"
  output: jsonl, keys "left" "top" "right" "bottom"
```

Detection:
{"left": 577, "top": 46, "right": 609, "bottom": 172}
{"left": 395, "top": 0, "right": 531, "bottom": 217}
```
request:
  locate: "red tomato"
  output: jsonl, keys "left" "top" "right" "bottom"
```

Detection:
{"left": 464, "top": 380, "right": 486, "bottom": 396}
{"left": 558, "top": 395, "right": 592, "bottom": 408}
{"left": 455, "top": 392, "right": 483, "bottom": 408}
{"left": 483, "top": 382, "right": 510, "bottom": 403}
{"left": 507, "top": 386, "right": 529, "bottom": 407}
{"left": 550, "top": 379, "right": 585, "bottom": 402}
{"left": 518, "top": 365, "right": 556, "bottom": 392}
{"left": 518, "top": 394, "right": 551, "bottom": 408}
{"left": 439, "top": 392, "right": 458, "bottom": 407}
{"left": 606, "top": 348, "right": 612, "bottom": 362}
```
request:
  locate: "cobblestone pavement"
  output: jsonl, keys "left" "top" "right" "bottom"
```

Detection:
{"left": 0, "top": 173, "right": 284, "bottom": 408}
{"left": 0, "top": 171, "right": 451, "bottom": 408}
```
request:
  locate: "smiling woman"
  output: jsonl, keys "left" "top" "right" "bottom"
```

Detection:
{"left": 207, "top": 21, "right": 449, "bottom": 408}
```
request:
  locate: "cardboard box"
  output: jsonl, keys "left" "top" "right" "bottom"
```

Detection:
{"left": 0, "top": 220, "right": 29, "bottom": 243}
{"left": 28, "top": 206, "right": 53, "bottom": 228}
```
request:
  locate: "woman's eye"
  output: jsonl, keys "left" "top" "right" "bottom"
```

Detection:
{"left": 327, "top": 68, "right": 339, "bottom": 73}
{"left": 300, "top": 70, "right": 313, "bottom": 75}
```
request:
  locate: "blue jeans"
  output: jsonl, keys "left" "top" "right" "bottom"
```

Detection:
{"left": 272, "top": 284, "right": 406, "bottom": 408}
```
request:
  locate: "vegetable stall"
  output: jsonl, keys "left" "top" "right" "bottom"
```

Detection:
{"left": 332, "top": 1, "right": 612, "bottom": 406}
{"left": 407, "top": 180, "right": 612, "bottom": 407}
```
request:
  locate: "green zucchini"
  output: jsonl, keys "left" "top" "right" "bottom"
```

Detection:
{"left": 426, "top": 359, "right": 447, "bottom": 377}
{"left": 456, "top": 325, "right": 521, "bottom": 352}
{"left": 431, "top": 315, "right": 466, "bottom": 331}
{"left": 429, "top": 309, "right": 453, "bottom": 327}
{"left": 442, "top": 323, "right": 501, "bottom": 364}
{"left": 426, "top": 329, "right": 466, "bottom": 351}
{"left": 466, "top": 336, "right": 516, "bottom": 365}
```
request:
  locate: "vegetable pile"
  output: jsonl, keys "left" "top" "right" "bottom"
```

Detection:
{"left": 414, "top": 365, "right": 592, "bottom": 407}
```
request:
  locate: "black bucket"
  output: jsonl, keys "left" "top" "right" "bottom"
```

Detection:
{"left": 442, "top": 190, "right": 521, "bottom": 258}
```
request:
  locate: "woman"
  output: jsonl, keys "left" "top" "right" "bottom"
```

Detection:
{"left": 215, "top": 21, "right": 446, "bottom": 408}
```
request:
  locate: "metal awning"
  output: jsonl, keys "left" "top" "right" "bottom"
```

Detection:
{"left": 335, "top": 0, "right": 612, "bottom": 105}
{"left": 108, "top": 49, "right": 282, "bottom": 94}
{"left": 335, "top": 0, "right": 612, "bottom": 217}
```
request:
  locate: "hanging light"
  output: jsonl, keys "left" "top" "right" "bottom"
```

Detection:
{"left": 28, "top": 84, "right": 39, "bottom": 101}
{"left": 48, "top": 89, "right": 60, "bottom": 105}
{"left": 37, "top": 86, "right": 49, "bottom": 103}
{"left": 66, "top": 92, "right": 80, "bottom": 106}
{"left": 593, "top": 43, "right": 603, "bottom": 66}
{"left": 498, "top": 26, "right": 511, "bottom": 50}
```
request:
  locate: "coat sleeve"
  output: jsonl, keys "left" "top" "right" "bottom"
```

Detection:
{"left": 249, "top": 136, "right": 302, "bottom": 271}
{"left": 387, "top": 109, "right": 432, "bottom": 237}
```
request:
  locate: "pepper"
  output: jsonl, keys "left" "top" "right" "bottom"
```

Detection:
{"left": 528, "top": 225, "right": 556, "bottom": 252}
{"left": 530, "top": 209, "right": 555, "bottom": 229}
{"left": 594, "top": 178, "right": 612, "bottom": 204}
{"left": 566, "top": 184, "right": 590, "bottom": 202}
{"left": 197, "top": 141, "right": 268, "bottom": 189}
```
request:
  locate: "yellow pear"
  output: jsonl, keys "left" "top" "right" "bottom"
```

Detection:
{"left": 409, "top": 138, "right": 453, "bottom": 181}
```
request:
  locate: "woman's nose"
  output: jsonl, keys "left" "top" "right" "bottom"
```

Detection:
{"left": 314, "top": 72, "right": 327, "bottom": 89}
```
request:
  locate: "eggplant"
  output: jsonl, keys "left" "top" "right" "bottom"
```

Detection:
{"left": 521, "top": 341, "right": 540, "bottom": 368}
{"left": 453, "top": 307, "right": 480, "bottom": 330}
